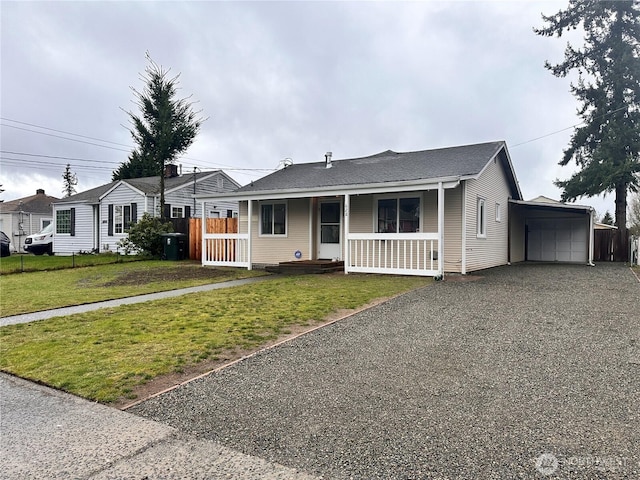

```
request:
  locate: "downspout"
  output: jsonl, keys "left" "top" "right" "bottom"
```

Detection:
{"left": 461, "top": 181, "right": 467, "bottom": 275}
{"left": 247, "top": 200, "right": 253, "bottom": 270}
{"left": 588, "top": 207, "right": 595, "bottom": 266}
{"left": 344, "top": 194, "right": 350, "bottom": 274}
{"left": 308, "top": 198, "right": 314, "bottom": 260}
{"left": 193, "top": 167, "right": 197, "bottom": 218}
{"left": 437, "top": 182, "right": 444, "bottom": 279}
{"left": 201, "top": 200, "right": 206, "bottom": 264}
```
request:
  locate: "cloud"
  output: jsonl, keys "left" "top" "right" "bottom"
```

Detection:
{"left": 0, "top": 1, "right": 616, "bottom": 214}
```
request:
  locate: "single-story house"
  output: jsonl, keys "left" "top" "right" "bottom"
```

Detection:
{"left": 0, "top": 189, "right": 60, "bottom": 252}
{"left": 197, "top": 141, "right": 596, "bottom": 276}
{"left": 52, "top": 166, "right": 239, "bottom": 255}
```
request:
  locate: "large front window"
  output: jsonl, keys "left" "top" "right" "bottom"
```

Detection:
{"left": 377, "top": 197, "right": 420, "bottom": 233}
{"left": 260, "top": 203, "right": 286, "bottom": 235}
{"left": 114, "top": 205, "right": 131, "bottom": 234}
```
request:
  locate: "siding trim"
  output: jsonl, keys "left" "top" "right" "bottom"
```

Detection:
{"left": 461, "top": 181, "right": 467, "bottom": 275}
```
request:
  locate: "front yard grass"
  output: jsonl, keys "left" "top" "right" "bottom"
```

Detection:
{"left": 0, "top": 252, "right": 142, "bottom": 274}
{"left": 0, "top": 260, "right": 266, "bottom": 316}
{"left": 0, "top": 274, "right": 429, "bottom": 404}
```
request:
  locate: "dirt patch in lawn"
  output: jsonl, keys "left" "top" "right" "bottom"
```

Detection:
{"left": 102, "top": 266, "right": 233, "bottom": 287}
{"left": 117, "top": 296, "right": 395, "bottom": 410}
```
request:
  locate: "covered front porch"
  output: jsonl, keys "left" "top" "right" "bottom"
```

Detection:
{"left": 198, "top": 180, "right": 456, "bottom": 277}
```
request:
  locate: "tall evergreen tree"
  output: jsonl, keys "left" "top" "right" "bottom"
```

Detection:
{"left": 114, "top": 53, "right": 204, "bottom": 219}
{"left": 535, "top": 0, "right": 640, "bottom": 260}
{"left": 62, "top": 163, "right": 78, "bottom": 198}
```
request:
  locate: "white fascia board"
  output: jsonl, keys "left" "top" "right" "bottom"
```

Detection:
{"left": 99, "top": 181, "right": 146, "bottom": 201}
{"left": 196, "top": 177, "right": 461, "bottom": 203}
{"left": 509, "top": 198, "right": 594, "bottom": 212}
{"left": 463, "top": 143, "right": 523, "bottom": 201}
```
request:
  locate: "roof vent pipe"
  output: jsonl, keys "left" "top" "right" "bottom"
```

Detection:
{"left": 325, "top": 151, "right": 333, "bottom": 169}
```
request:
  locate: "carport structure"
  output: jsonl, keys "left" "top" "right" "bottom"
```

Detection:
{"left": 509, "top": 196, "right": 594, "bottom": 265}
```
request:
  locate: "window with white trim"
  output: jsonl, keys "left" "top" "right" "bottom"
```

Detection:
{"left": 477, "top": 197, "right": 486, "bottom": 238}
{"left": 56, "top": 210, "right": 72, "bottom": 234}
{"left": 171, "top": 206, "right": 184, "bottom": 218}
{"left": 260, "top": 202, "right": 287, "bottom": 235}
{"left": 114, "top": 205, "right": 132, "bottom": 234}
{"left": 376, "top": 196, "right": 420, "bottom": 233}
{"left": 495, "top": 203, "right": 502, "bottom": 222}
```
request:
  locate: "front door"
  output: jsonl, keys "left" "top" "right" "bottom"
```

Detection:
{"left": 318, "top": 200, "right": 342, "bottom": 260}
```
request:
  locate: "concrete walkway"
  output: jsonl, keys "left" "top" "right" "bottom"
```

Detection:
{"left": 0, "top": 373, "right": 317, "bottom": 479}
{"left": 0, "top": 276, "right": 271, "bottom": 327}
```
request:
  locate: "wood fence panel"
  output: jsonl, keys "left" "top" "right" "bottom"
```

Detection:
{"left": 189, "top": 218, "right": 238, "bottom": 261}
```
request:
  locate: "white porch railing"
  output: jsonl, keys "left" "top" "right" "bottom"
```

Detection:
{"left": 346, "top": 233, "right": 440, "bottom": 276}
{"left": 202, "top": 233, "right": 250, "bottom": 267}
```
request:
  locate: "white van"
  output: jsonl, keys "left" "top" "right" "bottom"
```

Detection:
{"left": 24, "top": 223, "right": 54, "bottom": 255}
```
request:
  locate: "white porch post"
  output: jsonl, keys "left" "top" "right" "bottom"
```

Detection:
{"left": 201, "top": 200, "right": 206, "bottom": 264}
{"left": 344, "top": 193, "right": 350, "bottom": 274}
{"left": 588, "top": 208, "right": 595, "bottom": 266}
{"left": 247, "top": 199, "right": 253, "bottom": 270}
{"left": 437, "top": 182, "right": 444, "bottom": 278}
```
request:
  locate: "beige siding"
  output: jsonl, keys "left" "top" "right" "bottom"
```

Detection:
{"left": 464, "top": 158, "right": 511, "bottom": 272}
{"left": 349, "top": 195, "right": 373, "bottom": 233}
{"left": 443, "top": 186, "right": 463, "bottom": 273}
{"left": 250, "top": 198, "right": 311, "bottom": 264}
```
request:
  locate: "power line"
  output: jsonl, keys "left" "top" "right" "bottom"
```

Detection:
{"left": 0, "top": 157, "right": 113, "bottom": 171}
{"left": 0, "top": 117, "right": 132, "bottom": 148}
{"left": 1, "top": 124, "right": 133, "bottom": 153}
{"left": 0, "top": 150, "right": 122, "bottom": 165}
{"left": 512, "top": 105, "right": 629, "bottom": 148}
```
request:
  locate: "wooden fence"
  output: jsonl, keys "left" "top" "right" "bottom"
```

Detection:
{"left": 188, "top": 218, "right": 238, "bottom": 261}
{"left": 593, "top": 229, "right": 615, "bottom": 262}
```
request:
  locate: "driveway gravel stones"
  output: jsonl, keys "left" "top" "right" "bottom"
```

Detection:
{"left": 130, "top": 264, "right": 639, "bottom": 479}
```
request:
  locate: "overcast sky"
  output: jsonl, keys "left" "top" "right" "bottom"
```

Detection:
{"left": 0, "top": 0, "right": 616, "bottom": 216}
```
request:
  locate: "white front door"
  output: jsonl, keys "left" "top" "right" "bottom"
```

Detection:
{"left": 318, "top": 200, "right": 342, "bottom": 260}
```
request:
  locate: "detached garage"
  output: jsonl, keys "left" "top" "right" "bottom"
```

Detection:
{"left": 509, "top": 196, "right": 594, "bottom": 265}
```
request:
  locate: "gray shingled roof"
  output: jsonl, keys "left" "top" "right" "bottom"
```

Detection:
{"left": 54, "top": 171, "right": 220, "bottom": 204}
{"left": 0, "top": 190, "right": 61, "bottom": 214}
{"left": 237, "top": 141, "right": 510, "bottom": 193}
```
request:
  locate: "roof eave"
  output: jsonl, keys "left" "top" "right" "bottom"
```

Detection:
{"left": 196, "top": 176, "right": 462, "bottom": 202}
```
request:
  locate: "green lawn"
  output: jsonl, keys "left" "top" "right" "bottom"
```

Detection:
{"left": 0, "top": 252, "right": 142, "bottom": 274}
{"left": 0, "top": 274, "right": 429, "bottom": 403}
{"left": 0, "top": 260, "right": 266, "bottom": 316}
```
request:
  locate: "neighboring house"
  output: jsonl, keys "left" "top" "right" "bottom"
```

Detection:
{"left": 197, "top": 141, "right": 597, "bottom": 277}
{"left": 0, "top": 189, "right": 60, "bottom": 252}
{"left": 52, "top": 166, "right": 239, "bottom": 254}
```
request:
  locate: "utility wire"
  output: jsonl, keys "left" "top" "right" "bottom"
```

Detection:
{"left": 0, "top": 117, "right": 133, "bottom": 148}
{"left": 1, "top": 124, "right": 132, "bottom": 153}
{"left": 512, "top": 105, "right": 629, "bottom": 148}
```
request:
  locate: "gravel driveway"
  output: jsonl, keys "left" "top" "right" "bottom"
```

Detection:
{"left": 130, "top": 263, "right": 639, "bottom": 479}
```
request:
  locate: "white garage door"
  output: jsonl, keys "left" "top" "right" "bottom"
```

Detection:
{"left": 527, "top": 217, "right": 588, "bottom": 263}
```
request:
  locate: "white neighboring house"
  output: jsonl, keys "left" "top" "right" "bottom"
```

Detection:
{"left": 52, "top": 167, "right": 239, "bottom": 255}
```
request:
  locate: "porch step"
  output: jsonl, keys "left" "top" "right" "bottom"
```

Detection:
{"left": 266, "top": 260, "right": 345, "bottom": 275}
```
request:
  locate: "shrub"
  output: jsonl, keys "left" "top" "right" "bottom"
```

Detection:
{"left": 117, "top": 213, "right": 173, "bottom": 257}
